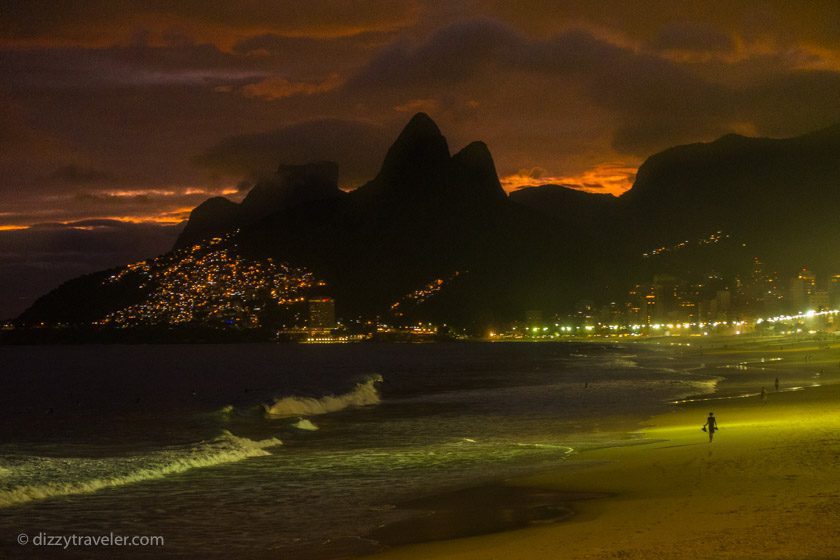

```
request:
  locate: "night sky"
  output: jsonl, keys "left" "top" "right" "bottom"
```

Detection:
{"left": 2, "top": 1, "right": 840, "bottom": 317}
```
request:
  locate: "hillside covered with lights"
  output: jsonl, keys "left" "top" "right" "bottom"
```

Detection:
{"left": 16, "top": 114, "right": 840, "bottom": 333}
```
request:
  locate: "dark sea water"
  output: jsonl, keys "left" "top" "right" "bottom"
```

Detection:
{"left": 0, "top": 342, "right": 716, "bottom": 559}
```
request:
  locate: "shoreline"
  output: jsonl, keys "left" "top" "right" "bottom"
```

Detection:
{"left": 363, "top": 335, "right": 840, "bottom": 559}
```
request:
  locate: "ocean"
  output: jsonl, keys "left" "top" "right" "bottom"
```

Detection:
{"left": 0, "top": 342, "right": 717, "bottom": 559}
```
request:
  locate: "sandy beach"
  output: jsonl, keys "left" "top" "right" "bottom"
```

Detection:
{"left": 365, "top": 336, "right": 840, "bottom": 559}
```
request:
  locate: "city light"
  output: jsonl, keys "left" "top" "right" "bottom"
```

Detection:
{"left": 99, "top": 235, "right": 318, "bottom": 327}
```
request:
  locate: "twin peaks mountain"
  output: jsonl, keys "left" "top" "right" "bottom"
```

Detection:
{"left": 19, "top": 114, "right": 840, "bottom": 330}
{"left": 176, "top": 113, "right": 506, "bottom": 250}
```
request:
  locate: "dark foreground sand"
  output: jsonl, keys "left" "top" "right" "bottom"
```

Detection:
{"left": 366, "top": 336, "right": 840, "bottom": 559}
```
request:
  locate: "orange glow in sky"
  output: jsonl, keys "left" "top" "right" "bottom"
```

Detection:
{"left": 0, "top": 210, "right": 193, "bottom": 231}
{"left": 500, "top": 163, "right": 637, "bottom": 196}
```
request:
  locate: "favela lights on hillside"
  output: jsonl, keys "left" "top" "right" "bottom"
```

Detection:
{"left": 2, "top": 2, "right": 840, "bottom": 559}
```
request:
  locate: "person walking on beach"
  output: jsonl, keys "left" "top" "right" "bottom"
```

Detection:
{"left": 703, "top": 412, "right": 718, "bottom": 442}
{"left": 775, "top": 377, "right": 780, "bottom": 391}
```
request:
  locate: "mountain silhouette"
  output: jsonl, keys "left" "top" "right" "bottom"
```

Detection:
{"left": 176, "top": 161, "right": 343, "bottom": 248}
{"left": 509, "top": 184, "right": 618, "bottom": 230}
{"left": 17, "top": 115, "right": 840, "bottom": 331}
{"left": 618, "top": 124, "right": 840, "bottom": 272}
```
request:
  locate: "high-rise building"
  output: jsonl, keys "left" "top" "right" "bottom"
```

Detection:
{"left": 525, "top": 309, "right": 544, "bottom": 327}
{"left": 625, "top": 284, "right": 644, "bottom": 324}
{"left": 308, "top": 298, "right": 336, "bottom": 333}
{"left": 831, "top": 275, "right": 840, "bottom": 308}
{"left": 652, "top": 274, "right": 677, "bottom": 322}
{"left": 714, "top": 289, "right": 732, "bottom": 320}
{"left": 808, "top": 291, "right": 830, "bottom": 312}
{"left": 626, "top": 284, "right": 656, "bottom": 325}
{"left": 790, "top": 268, "right": 816, "bottom": 312}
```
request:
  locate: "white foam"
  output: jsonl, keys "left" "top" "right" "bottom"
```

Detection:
{"left": 292, "top": 419, "right": 319, "bottom": 431}
{"left": 0, "top": 430, "right": 281, "bottom": 508}
{"left": 264, "top": 375, "right": 383, "bottom": 418}
{"left": 218, "top": 404, "right": 235, "bottom": 416}
{"left": 514, "top": 443, "right": 575, "bottom": 453}
{"left": 667, "top": 378, "right": 723, "bottom": 404}
{"left": 606, "top": 357, "right": 639, "bottom": 369}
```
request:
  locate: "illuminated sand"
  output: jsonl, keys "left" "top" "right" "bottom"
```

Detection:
{"left": 367, "top": 340, "right": 840, "bottom": 559}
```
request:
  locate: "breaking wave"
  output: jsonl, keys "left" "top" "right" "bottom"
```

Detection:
{"left": 668, "top": 378, "right": 725, "bottom": 404}
{"left": 264, "top": 375, "right": 383, "bottom": 418}
{"left": 292, "top": 418, "right": 319, "bottom": 431}
{"left": 606, "top": 357, "right": 639, "bottom": 369}
{"left": 218, "top": 404, "right": 235, "bottom": 416}
{"left": 0, "top": 430, "right": 281, "bottom": 508}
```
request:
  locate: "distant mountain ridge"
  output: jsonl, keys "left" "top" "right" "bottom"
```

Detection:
{"left": 17, "top": 116, "right": 840, "bottom": 330}
{"left": 176, "top": 161, "right": 344, "bottom": 248}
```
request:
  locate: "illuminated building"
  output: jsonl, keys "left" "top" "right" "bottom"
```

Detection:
{"left": 598, "top": 301, "right": 623, "bottom": 325}
{"left": 624, "top": 285, "right": 644, "bottom": 324}
{"left": 742, "top": 258, "right": 784, "bottom": 315}
{"left": 308, "top": 298, "right": 336, "bottom": 333}
{"left": 831, "top": 275, "right": 840, "bottom": 308}
{"left": 624, "top": 284, "right": 657, "bottom": 325}
{"left": 808, "top": 291, "right": 830, "bottom": 312}
{"left": 712, "top": 289, "right": 732, "bottom": 321}
{"left": 790, "top": 268, "right": 816, "bottom": 312}
{"left": 652, "top": 274, "right": 677, "bottom": 322}
{"left": 643, "top": 291, "right": 656, "bottom": 325}
{"left": 573, "top": 301, "right": 594, "bottom": 323}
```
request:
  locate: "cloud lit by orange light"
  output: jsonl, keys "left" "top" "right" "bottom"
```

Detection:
{"left": 242, "top": 74, "right": 343, "bottom": 100}
{"left": 115, "top": 207, "right": 195, "bottom": 225}
{"left": 0, "top": 3, "right": 421, "bottom": 50}
{"left": 100, "top": 189, "right": 178, "bottom": 197}
{"left": 0, "top": 184, "right": 246, "bottom": 230}
{"left": 500, "top": 163, "right": 637, "bottom": 196}
{"left": 0, "top": 209, "right": 193, "bottom": 232}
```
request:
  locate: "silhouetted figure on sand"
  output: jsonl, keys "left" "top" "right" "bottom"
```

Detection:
{"left": 774, "top": 377, "right": 780, "bottom": 391}
{"left": 703, "top": 412, "right": 718, "bottom": 442}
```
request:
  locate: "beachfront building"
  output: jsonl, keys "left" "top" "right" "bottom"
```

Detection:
{"left": 790, "top": 268, "right": 817, "bottom": 312}
{"left": 808, "top": 291, "right": 831, "bottom": 312}
{"left": 308, "top": 298, "right": 336, "bottom": 333}
{"left": 831, "top": 274, "right": 840, "bottom": 308}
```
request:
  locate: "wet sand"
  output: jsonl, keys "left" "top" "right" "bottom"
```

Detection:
{"left": 367, "top": 485, "right": 604, "bottom": 547}
{"left": 364, "top": 336, "right": 840, "bottom": 559}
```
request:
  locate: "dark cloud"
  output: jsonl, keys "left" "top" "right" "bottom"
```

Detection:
{"left": 0, "top": 43, "right": 269, "bottom": 91}
{"left": 2, "top": 3, "right": 840, "bottom": 235}
{"left": 650, "top": 22, "right": 735, "bottom": 53}
{"left": 4, "top": 9, "right": 839, "bottom": 207}
{"left": 49, "top": 164, "right": 113, "bottom": 184}
{"left": 344, "top": 19, "right": 840, "bottom": 157}
{"left": 742, "top": 70, "right": 840, "bottom": 136}
{"left": 3, "top": 2, "right": 840, "bottom": 313}
{"left": 1, "top": 1, "right": 421, "bottom": 47}
{"left": 230, "top": 31, "right": 394, "bottom": 77}
{"left": 344, "top": 19, "right": 523, "bottom": 92}
{"left": 196, "top": 119, "right": 391, "bottom": 187}
{"left": 0, "top": 220, "right": 182, "bottom": 318}
{"left": 478, "top": 1, "right": 840, "bottom": 48}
